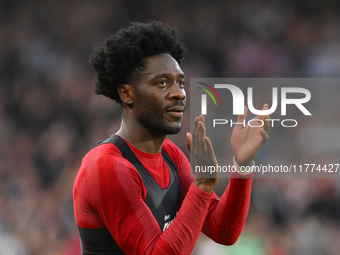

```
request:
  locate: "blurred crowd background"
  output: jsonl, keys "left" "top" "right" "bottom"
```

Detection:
{"left": 1, "top": 0, "right": 340, "bottom": 254}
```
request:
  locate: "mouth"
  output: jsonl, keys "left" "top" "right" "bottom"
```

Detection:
{"left": 166, "top": 106, "right": 185, "bottom": 117}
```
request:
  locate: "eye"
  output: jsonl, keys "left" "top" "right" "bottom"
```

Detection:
{"left": 157, "top": 79, "right": 168, "bottom": 87}
{"left": 178, "top": 79, "right": 185, "bottom": 88}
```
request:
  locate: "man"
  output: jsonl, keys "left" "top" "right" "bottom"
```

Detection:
{"left": 73, "top": 21, "right": 269, "bottom": 255}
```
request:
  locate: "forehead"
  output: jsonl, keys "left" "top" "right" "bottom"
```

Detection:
{"left": 141, "top": 53, "right": 183, "bottom": 76}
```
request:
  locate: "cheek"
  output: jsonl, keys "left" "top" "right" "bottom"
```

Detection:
{"left": 136, "top": 92, "right": 164, "bottom": 115}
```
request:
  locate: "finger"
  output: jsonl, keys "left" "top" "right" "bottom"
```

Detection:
{"left": 197, "top": 120, "right": 207, "bottom": 151}
{"left": 263, "top": 103, "right": 269, "bottom": 109}
{"left": 197, "top": 116, "right": 206, "bottom": 141}
{"left": 197, "top": 115, "right": 206, "bottom": 145}
{"left": 193, "top": 116, "right": 203, "bottom": 153}
{"left": 199, "top": 120, "right": 206, "bottom": 138}
{"left": 186, "top": 132, "right": 191, "bottom": 152}
{"left": 234, "top": 106, "right": 247, "bottom": 130}
{"left": 261, "top": 114, "right": 270, "bottom": 132}
{"left": 259, "top": 128, "right": 269, "bottom": 145}
{"left": 199, "top": 115, "right": 205, "bottom": 124}
{"left": 254, "top": 103, "right": 269, "bottom": 119}
{"left": 193, "top": 116, "right": 199, "bottom": 150}
{"left": 204, "top": 136, "right": 215, "bottom": 159}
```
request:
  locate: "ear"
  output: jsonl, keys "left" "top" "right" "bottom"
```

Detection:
{"left": 117, "top": 84, "right": 134, "bottom": 105}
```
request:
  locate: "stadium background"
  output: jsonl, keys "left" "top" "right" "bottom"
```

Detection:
{"left": 1, "top": 0, "right": 340, "bottom": 254}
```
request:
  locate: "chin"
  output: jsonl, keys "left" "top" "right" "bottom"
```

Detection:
{"left": 165, "top": 124, "right": 182, "bottom": 135}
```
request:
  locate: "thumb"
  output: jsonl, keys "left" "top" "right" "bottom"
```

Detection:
{"left": 235, "top": 106, "right": 247, "bottom": 130}
{"left": 186, "top": 132, "right": 191, "bottom": 152}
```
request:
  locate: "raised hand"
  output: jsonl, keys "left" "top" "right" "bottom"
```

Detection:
{"left": 187, "top": 115, "right": 218, "bottom": 193}
{"left": 231, "top": 104, "right": 270, "bottom": 167}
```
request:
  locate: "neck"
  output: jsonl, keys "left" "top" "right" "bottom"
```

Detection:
{"left": 116, "top": 116, "right": 166, "bottom": 154}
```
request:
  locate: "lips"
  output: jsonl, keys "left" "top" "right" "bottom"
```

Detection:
{"left": 166, "top": 106, "right": 185, "bottom": 113}
{"left": 166, "top": 104, "right": 185, "bottom": 118}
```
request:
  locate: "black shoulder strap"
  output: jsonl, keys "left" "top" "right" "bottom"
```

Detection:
{"left": 100, "top": 135, "right": 146, "bottom": 172}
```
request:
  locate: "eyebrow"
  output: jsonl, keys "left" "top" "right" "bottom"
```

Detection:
{"left": 152, "top": 73, "right": 185, "bottom": 79}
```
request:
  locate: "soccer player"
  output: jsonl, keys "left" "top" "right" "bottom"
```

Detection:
{"left": 73, "top": 21, "right": 269, "bottom": 255}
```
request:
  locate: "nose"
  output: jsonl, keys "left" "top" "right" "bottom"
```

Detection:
{"left": 169, "top": 83, "right": 186, "bottom": 101}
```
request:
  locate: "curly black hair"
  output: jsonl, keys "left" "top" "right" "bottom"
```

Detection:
{"left": 90, "top": 21, "right": 187, "bottom": 103}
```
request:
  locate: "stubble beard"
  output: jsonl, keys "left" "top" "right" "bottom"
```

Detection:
{"left": 136, "top": 110, "right": 183, "bottom": 137}
{"left": 135, "top": 99, "right": 182, "bottom": 137}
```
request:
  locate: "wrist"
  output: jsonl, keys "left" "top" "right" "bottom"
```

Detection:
{"left": 233, "top": 156, "right": 255, "bottom": 175}
{"left": 194, "top": 179, "right": 215, "bottom": 193}
{"left": 234, "top": 156, "right": 254, "bottom": 167}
